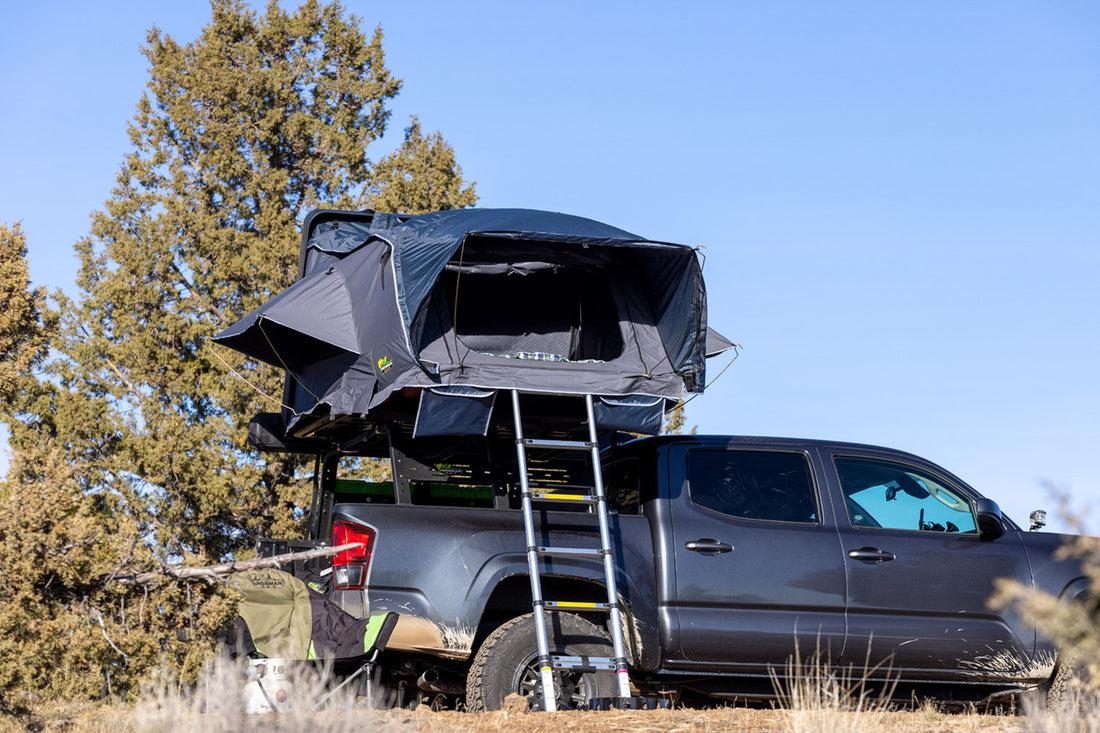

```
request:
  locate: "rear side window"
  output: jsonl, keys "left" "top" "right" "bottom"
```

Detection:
{"left": 687, "top": 450, "right": 818, "bottom": 523}
{"left": 603, "top": 457, "right": 641, "bottom": 515}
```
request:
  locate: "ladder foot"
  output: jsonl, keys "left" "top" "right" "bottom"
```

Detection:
{"left": 588, "top": 696, "right": 672, "bottom": 711}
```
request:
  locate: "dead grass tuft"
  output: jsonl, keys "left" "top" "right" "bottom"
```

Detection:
{"left": 769, "top": 643, "right": 897, "bottom": 733}
{"left": 129, "top": 651, "right": 390, "bottom": 733}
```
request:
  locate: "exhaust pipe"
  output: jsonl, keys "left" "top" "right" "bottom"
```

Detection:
{"left": 417, "top": 669, "right": 465, "bottom": 695}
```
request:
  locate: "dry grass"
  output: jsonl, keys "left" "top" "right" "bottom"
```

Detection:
{"left": 768, "top": 646, "right": 895, "bottom": 733}
{"left": 5, "top": 650, "right": 1098, "bottom": 733}
{"left": 131, "top": 653, "right": 386, "bottom": 733}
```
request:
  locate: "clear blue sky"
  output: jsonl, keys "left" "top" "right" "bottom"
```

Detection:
{"left": 2, "top": 1, "right": 1097, "bottom": 531}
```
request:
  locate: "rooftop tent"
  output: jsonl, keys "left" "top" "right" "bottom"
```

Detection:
{"left": 213, "top": 208, "right": 728, "bottom": 440}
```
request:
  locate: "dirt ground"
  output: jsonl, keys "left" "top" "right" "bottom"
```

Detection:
{"left": 11, "top": 699, "right": 1034, "bottom": 733}
{"left": 365, "top": 705, "right": 1025, "bottom": 733}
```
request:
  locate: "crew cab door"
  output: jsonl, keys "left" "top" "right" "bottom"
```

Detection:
{"left": 663, "top": 441, "right": 847, "bottom": 672}
{"left": 822, "top": 448, "right": 1035, "bottom": 677}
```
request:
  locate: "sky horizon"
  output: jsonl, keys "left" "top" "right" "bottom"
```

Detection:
{"left": 2, "top": 1, "right": 1097, "bottom": 533}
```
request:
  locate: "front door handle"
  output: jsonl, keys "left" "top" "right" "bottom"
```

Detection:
{"left": 685, "top": 538, "right": 734, "bottom": 555}
{"left": 847, "top": 547, "right": 896, "bottom": 563}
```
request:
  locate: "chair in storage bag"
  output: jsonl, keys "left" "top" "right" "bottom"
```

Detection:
{"left": 229, "top": 568, "right": 398, "bottom": 712}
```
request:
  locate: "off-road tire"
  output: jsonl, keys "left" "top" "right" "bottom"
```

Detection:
{"left": 465, "top": 612, "right": 617, "bottom": 712}
{"left": 1046, "top": 657, "right": 1084, "bottom": 712}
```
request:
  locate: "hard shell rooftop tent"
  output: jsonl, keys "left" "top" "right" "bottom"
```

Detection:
{"left": 214, "top": 208, "right": 731, "bottom": 443}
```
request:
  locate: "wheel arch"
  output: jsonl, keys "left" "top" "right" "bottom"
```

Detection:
{"left": 471, "top": 572, "right": 642, "bottom": 668}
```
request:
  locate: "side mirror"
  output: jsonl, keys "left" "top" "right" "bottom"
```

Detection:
{"left": 974, "top": 498, "right": 1007, "bottom": 541}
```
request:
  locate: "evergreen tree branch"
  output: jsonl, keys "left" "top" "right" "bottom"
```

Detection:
{"left": 168, "top": 261, "right": 228, "bottom": 328}
{"left": 101, "top": 351, "right": 142, "bottom": 400}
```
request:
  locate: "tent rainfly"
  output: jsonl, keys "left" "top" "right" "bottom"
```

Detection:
{"left": 213, "top": 208, "right": 732, "bottom": 439}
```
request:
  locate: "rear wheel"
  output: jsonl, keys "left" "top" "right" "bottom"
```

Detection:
{"left": 465, "top": 612, "right": 617, "bottom": 712}
{"left": 1047, "top": 655, "right": 1089, "bottom": 712}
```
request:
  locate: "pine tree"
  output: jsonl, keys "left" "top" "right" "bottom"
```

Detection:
{"left": 0, "top": 225, "right": 132, "bottom": 711}
{"left": 0, "top": 223, "right": 50, "bottom": 407}
{"left": 58, "top": 0, "right": 475, "bottom": 556}
{"left": 662, "top": 396, "right": 697, "bottom": 435}
{"left": 1, "top": 0, "right": 476, "bottom": 704}
{"left": 369, "top": 116, "right": 478, "bottom": 214}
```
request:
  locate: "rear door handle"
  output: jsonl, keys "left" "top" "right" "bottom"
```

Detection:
{"left": 685, "top": 538, "right": 734, "bottom": 555}
{"left": 847, "top": 547, "right": 895, "bottom": 563}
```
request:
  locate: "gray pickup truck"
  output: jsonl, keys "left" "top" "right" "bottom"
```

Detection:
{"left": 256, "top": 425, "right": 1084, "bottom": 710}
{"left": 227, "top": 206, "right": 1082, "bottom": 710}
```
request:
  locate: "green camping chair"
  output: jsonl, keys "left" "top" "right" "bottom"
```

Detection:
{"left": 230, "top": 568, "right": 397, "bottom": 712}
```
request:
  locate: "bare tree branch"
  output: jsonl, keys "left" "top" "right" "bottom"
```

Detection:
{"left": 111, "top": 543, "right": 362, "bottom": 586}
{"left": 92, "top": 607, "right": 130, "bottom": 662}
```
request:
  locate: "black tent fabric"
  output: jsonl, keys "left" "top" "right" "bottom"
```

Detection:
{"left": 214, "top": 208, "right": 728, "bottom": 439}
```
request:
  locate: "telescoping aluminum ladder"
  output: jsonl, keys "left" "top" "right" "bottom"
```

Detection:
{"left": 510, "top": 390, "right": 633, "bottom": 712}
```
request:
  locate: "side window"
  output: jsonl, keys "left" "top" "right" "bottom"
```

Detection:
{"left": 687, "top": 450, "right": 818, "bottom": 523}
{"left": 335, "top": 456, "right": 396, "bottom": 504}
{"left": 834, "top": 456, "right": 977, "bottom": 533}
{"left": 603, "top": 458, "right": 641, "bottom": 515}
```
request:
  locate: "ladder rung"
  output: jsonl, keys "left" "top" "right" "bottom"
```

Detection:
{"left": 530, "top": 491, "right": 598, "bottom": 504}
{"left": 523, "top": 438, "right": 595, "bottom": 451}
{"left": 550, "top": 654, "right": 619, "bottom": 672}
{"left": 536, "top": 546, "right": 605, "bottom": 558}
{"left": 545, "top": 600, "right": 611, "bottom": 612}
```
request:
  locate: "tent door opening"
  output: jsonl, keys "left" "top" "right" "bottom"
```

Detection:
{"left": 429, "top": 259, "right": 625, "bottom": 363}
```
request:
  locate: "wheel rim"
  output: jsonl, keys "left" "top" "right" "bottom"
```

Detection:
{"left": 512, "top": 651, "right": 597, "bottom": 711}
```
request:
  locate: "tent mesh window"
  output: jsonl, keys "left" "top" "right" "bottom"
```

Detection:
{"left": 435, "top": 263, "right": 624, "bottom": 362}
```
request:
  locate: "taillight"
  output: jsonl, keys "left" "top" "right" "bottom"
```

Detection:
{"left": 331, "top": 520, "right": 376, "bottom": 590}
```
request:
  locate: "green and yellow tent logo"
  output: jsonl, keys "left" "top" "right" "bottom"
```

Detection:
{"left": 377, "top": 355, "right": 393, "bottom": 374}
